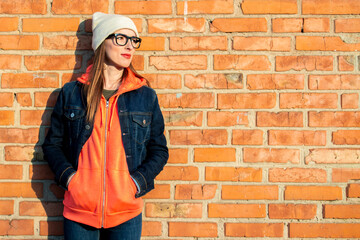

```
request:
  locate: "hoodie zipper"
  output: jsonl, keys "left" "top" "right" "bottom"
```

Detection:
{"left": 101, "top": 100, "right": 109, "bottom": 228}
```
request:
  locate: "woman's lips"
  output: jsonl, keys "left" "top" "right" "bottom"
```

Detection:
{"left": 121, "top": 54, "right": 131, "bottom": 59}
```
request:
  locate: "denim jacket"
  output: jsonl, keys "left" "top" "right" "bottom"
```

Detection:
{"left": 42, "top": 81, "right": 168, "bottom": 198}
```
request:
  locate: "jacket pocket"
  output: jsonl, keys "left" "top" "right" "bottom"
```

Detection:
{"left": 64, "top": 107, "right": 86, "bottom": 141}
{"left": 63, "top": 169, "right": 101, "bottom": 213}
{"left": 131, "top": 113, "right": 152, "bottom": 144}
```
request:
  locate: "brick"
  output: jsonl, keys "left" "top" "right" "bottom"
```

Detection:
{"left": 0, "top": 200, "right": 14, "bottom": 215}
{"left": 348, "top": 184, "right": 360, "bottom": 198}
{"left": 233, "top": 37, "right": 291, "bottom": 51}
{"left": 268, "top": 168, "right": 327, "bottom": 183}
{"left": 272, "top": 18, "right": 302, "bottom": 32}
{"left": 0, "top": 17, "right": 18, "bottom": 31}
{"left": 303, "top": 0, "right": 360, "bottom": 14}
{"left": 25, "top": 55, "right": 81, "bottom": 71}
{"left": 324, "top": 204, "right": 360, "bottom": 219}
{"left": 222, "top": 185, "right": 278, "bottom": 200}
{"left": 205, "top": 167, "right": 262, "bottom": 182}
{"left": 185, "top": 73, "right": 243, "bottom": 89}
{"left": 289, "top": 223, "right": 360, "bottom": 238}
{"left": 309, "top": 111, "right": 360, "bottom": 127}
{"left": 34, "top": 91, "right": 59, "bottom": 107}
{"left": 21, "top": 110, "right": 52, "bottom": 126}
{"left": 0, "top": 111, "right": 14, "bottom": 125}
{"left": 0, "top": 93, "right": 14, "bottom": 107}
{"left": 146, "top": 203, "right": 202, "bottom": 218}
{"left": 0, "top": 0, "right": 46, "bottom": 14}
{"left": 306, "top": 149, "right": 360, "bottom": 164}
{"left": 247, "top": 74, "right": 304, "bottom": 90}
{"left": 218, "top": 93, "right": 276, "bottom": 109}
{"left": 148, "top": 18, "right": 205, "bottom": 33}
{"left": 210, "top": 18, "right": 267, "bottom": 32}
{"left": 175, "top": 184, "right": 217, "bottom": 200}
{"left": 243, "top": 148, "right": 300, "bottom": 164}
{"left": 209, "top": 204, "right": 266, "bottom": 218}
{"left": 142, "top": 184, "right": 170, "bottom": 199}
{"left": 163, "top": 111, "right": 202, "bottom": 127}
{"left": 0, "top": 55, "right": 21, "bottom": 69}
{"left": 0, "top": 35, "right": 39, "bottom": 50}
{"left": 168, "top": 148, "right": 188, "bottom": 164}
{"left": 137, "top": 37, "right": 165, "bottom": 51}
{"left": 168, "top": 222, "right": 217, "bottom": 237}
{"left": 0, "top": 128, "right": 39, "bottom": 144}
{"left": 158, "top": 93, "right": 214, "bottom": 108}
{"left": 276, "top": 56, "right": 333, "bottom": 71}
{"left": 214, "top": 55, "right": 271, "bottom": 70}
{"left": 16, "top": 93, "right": 32, "bottom": 107}
{"left": 19, "top": 201, "right": 62, "bottom": 216}
{"left": 39, "top": 220, "right": 63, "bottom": 236}
{"left": 333, "top": 130, "right": 360, "bottom": 145}
{"left": 49, "top": 184, "right": 65, "bottom": 199}
{"left": 169, "top": 129, "right": 227, "bottom": 145}
{"left": 115, "top": 1, "right": 171, "bottom": 15}
{"left": 232, "top": 129, "right": 263, "bottom": 145}
{"left": 285, "top": 186, "right": 342, "bottom": 200}
{"left": 51, "top": 0, "right": 108, "bottom": 14}
{"left": 156, "top": 166, "right": 198, "bottom": 181}
{"left": 280, "top": 93, "right": 337, "bottom": 109}
{"left": 0, "top": 183, "right": 42, "bottom": 198}
{"left": 194, "top": 148, "right": 236, "bottom": 162}
{"left": 269, "top": 204, "right": 316, "bottom": 219}
{"left": 29, "top": 164, "right": 54, "bottom": 180}
{"left": 241, "top": 0, "right": 297, "bottom": 14}
{"left": 304, "top": 18, "right": 330, "bottom": 32}
{"left": 170, "top": 36, "right": 227, "bottom": 51}
{"left": 208, "top": 111, "right": 248, "bottom": 127}
{"left": 342, "top": 94, "right": 358, "bottom": 109}
{"left": 132, "top": 55, "right": 144, "bottom": 70}
{"left": 296, "top": 36, "right": 360, "bottom": 51}
{"left": 177, "top": 0, "right": 233, "bottom": 14}
{"left": 143, "top": 74, "right": 181, "bottom": 89}
{"left": 257, "top": 112, "right": 303, "bottom": 127}
{"left": 309, "top": 75, "right": 360, "bottom": 90}
{"left": 0, "top": 219, "right": 34, "bottom": 235}
{"left": 269, "top": 130, "right": 326, "bottom": 146}
{"left": 332, "top": 168, "right": 360, "bottom": 182}
{"left": 0, "top": 164, "right": 22, "bottom": 179}
{"left": 22, "top": 18, "right": 80, "bottom": 32}
{"left": 5, "top": 146, "right": 41, "bottom": 162}
{"left": 336, "top": 18, "right": 360, "bottom": 33}
{"left": 43, "top": 35, "right": 92, "bottom": 50}
{"left": 2, "top": 73, "right": 59, "bottom": 88}
{"left": 142, "top": 221, "right": 162, "bottom": 236}
{"left": 150, "top": 55, "right": 207, "bottom": 70}
{"left": 225, "top": 223, "right": 283, "bottom": 237}
{"left": 338, "top": 56, "right": 355, "bottom": 71}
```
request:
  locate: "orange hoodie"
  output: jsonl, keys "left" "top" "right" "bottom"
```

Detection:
{"left": 63, "top": 65, "right": 146, "bottom": 228}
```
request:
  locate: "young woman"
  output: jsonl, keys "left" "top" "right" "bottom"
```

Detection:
{"left": 42, "top": 12, "right": 169, "bottom": 240}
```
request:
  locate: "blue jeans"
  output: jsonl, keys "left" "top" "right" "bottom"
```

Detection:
{"left": 64, "top": 214, "right": 142, "bottom": 240}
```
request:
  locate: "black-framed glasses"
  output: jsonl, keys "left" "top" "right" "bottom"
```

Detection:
{"left": 106, "top": 33, "right": 142, "bottom": 49}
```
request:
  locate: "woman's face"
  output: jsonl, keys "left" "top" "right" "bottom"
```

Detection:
{"left": 104, "top": 28, "right": 137, "bottom": 69}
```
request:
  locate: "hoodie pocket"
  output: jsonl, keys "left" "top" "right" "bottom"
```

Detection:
{"left": 64, "top": 169, "right": 102, "bottom": 213}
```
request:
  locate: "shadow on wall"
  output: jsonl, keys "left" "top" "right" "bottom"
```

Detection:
{"left": 31, "top": 19, "right": 93, "bottom": 239}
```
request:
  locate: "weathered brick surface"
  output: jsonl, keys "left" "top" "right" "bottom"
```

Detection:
{"left": 0, "top": 1, "right": 359, "bottom": 239}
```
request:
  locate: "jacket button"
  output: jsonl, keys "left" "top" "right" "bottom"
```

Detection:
{"left": 143, "top": 120, "right": 146, "bottom": 124}
{"left": 85, "top": 125, "right": 90, "bottom": 130}
{"left": 70, "top": 113, "right": 75, "bottom": 118}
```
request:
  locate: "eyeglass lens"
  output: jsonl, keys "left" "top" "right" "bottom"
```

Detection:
{"left": 115, "top": 34, "right": 141, "bottom": 49}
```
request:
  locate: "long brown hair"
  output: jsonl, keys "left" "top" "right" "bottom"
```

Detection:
{"left": 83, "top": 42, "right": 148, "bottom": 123}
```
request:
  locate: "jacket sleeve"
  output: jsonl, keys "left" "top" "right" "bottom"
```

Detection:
{"left": 42, "top": 87, "right": 76, "bottom": 190}
{"left": 131, "top": 93, "right": 169, "bottom": 197}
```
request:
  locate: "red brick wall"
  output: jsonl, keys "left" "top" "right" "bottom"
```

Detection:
{"left": 1, "top": 0, "right": 360, "bottom": 238}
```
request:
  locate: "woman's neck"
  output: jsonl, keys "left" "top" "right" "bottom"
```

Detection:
{"left": 103, "top": 64, "right": 124, "bottom": 90}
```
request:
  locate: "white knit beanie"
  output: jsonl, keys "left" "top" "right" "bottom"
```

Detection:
{"left": 92, "top": 12, "right": 139, "bottom": 51}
